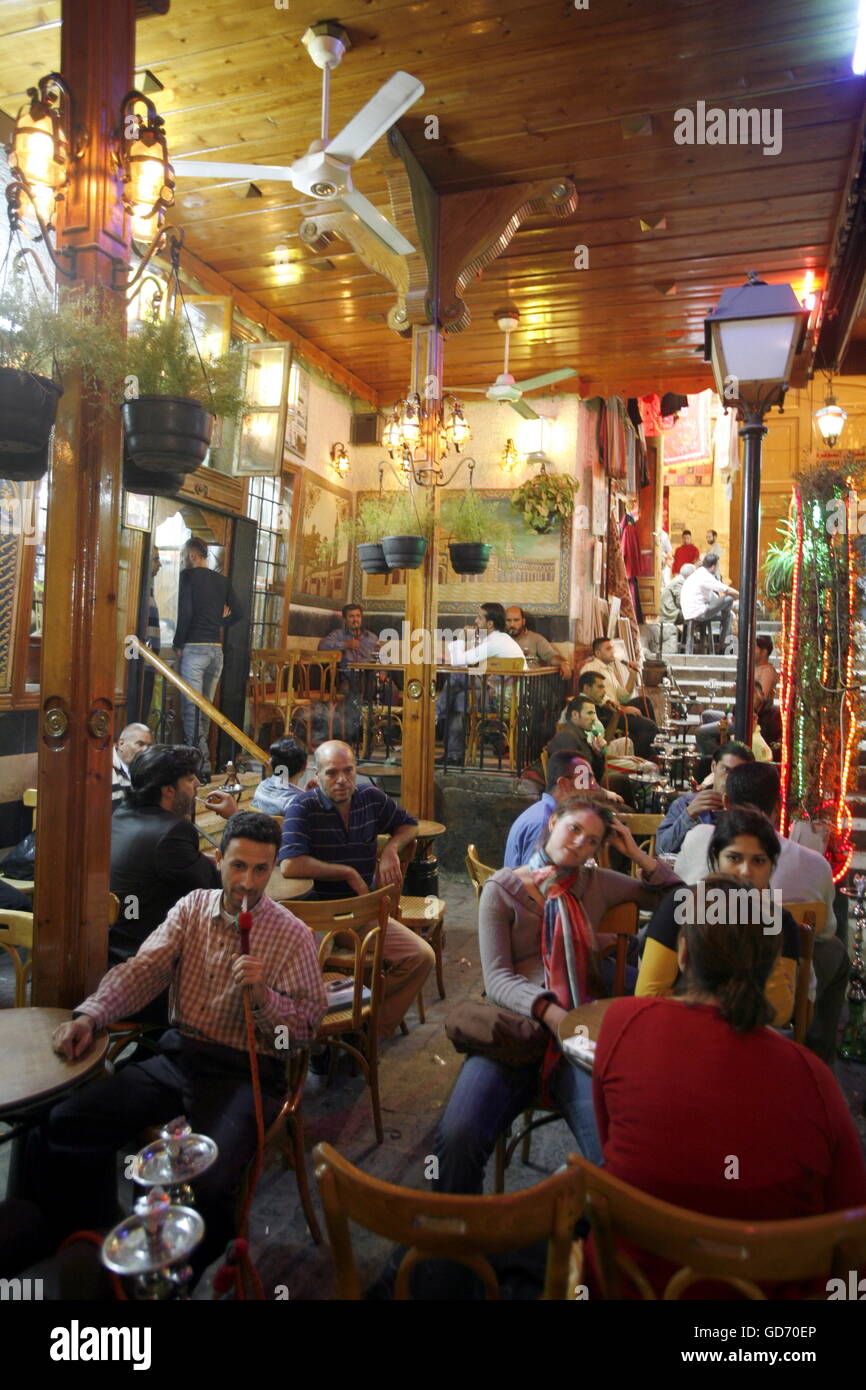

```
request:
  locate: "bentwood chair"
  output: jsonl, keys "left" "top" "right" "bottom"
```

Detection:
{"left": 236, "top": 1046, "right": 321, "bottom": 1244}
{"left": 314, "top": 1143, "right": 587, "bottom": 1300}
{"left": 572, "top": 1154, "right": 866, "bottom": 1299}
{"left": 784, "top": 903, "right": 823, "bottom": 1046}
{"left": 597, "top": 813, "right": 663, "bottom": 875}
{"left": 494, "top": 902, "right": 639, "bottom": 1193}
{"left": 288, "top": 649, "right": 344, "bottom": 747}
{"left": 0, "top": 909, "right": 34, "bottom": 1006}
{"left": 291, "top": 885, "right": 392, "bottom": 1144}
{"left": 465, "top": 844, "right": 497, "bottom": 905}
{"left": 249, "top": 649, "right": 296, "bottom": 746}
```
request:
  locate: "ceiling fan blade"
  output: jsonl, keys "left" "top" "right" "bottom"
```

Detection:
{"left": 512, "top": 367, "right": 578, "bottom": 393}
{"left": 172, "top": 160, "right": 297, "bottom": 182}
{"left": 446, "top": 387, "right": 488, "bottom": 394}
{"left": 326, "top": 71, "right": 424, "bottom": 164}
{"left": 509, "top": 398, "right": 540, "bottom": 420}
{"left": 339, "top": 189, "right": 415, "bottom": 256}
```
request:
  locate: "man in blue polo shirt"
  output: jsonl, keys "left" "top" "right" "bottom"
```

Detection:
{"left": 278, "top": 740, "right": 434, "bottom": 1036}
{"left": 504, "top": 749, "right": 622, "bottom": 868}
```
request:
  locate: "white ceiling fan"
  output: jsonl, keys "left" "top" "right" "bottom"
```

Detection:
{"left": 171, "top": 21, "right": 423, "bottom": 257}
{"left": 450, "top": 308, "right": 578, "bottom": 419}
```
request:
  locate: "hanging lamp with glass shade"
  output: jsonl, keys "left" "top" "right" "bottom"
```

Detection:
{"left": 815, "top": 385, "right": 847, "bottom": 448}
{"left": 116, "top": 91, "right": 175, "bottom": 245}
{"left": 7, "top": 73, "right": 78, "bottom": 231}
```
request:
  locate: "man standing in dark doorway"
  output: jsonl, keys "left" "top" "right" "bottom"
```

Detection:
{"left": 173, "top": 537, "right": 242, "bottom": 778}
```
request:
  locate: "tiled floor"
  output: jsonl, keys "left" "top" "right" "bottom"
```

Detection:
{"left": 2, "top": 868, "right": 865, "bottom": 1300}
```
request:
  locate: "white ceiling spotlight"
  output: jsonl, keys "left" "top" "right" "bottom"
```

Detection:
{"left": 448, "top": 307, "right": 578, "bottom": 419}
{"left": 171, "top": 21, "right": 424, "bottom": 256}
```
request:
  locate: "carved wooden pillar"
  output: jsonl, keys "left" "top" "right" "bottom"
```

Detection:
{"left": 399, "top": 326, "right": 444, "bottom": 820}
{"left": 33, "top": 0, "right": 134, "bottom": 1006}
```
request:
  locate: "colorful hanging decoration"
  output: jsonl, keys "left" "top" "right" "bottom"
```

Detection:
{"left": 771, "top": 458, "right": 866, "bottom": 881}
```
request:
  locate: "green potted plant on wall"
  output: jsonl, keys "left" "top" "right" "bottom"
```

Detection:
{"left": 440, "top": 487, "right": 508, "bottom": 575}
{"left": 0, "top": 280, "right": 120, "bottom": 481}
{"left": 122, "top": 313, "right": 246, "bottom": 481}
{"left": 380, "top": 487, "right": 433, "bottom": 571}
{"left": 511, "top": 465, "right": 578, "bottom": 534}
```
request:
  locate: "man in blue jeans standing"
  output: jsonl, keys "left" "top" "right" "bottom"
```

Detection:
{"left": 173, "top": 537, "right": 242, "bottom": 778}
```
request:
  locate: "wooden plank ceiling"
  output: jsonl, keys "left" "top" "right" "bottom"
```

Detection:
{"left": 1, "top": 0, "right": 864, "bottom": 405}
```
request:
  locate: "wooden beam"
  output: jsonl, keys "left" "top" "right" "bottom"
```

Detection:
{"left": 171, "top": 244, "right": 380, "bottom": 407}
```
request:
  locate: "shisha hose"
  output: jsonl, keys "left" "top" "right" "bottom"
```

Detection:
{"left": 235, "top": 895, "right": 265, "bottom": 1246}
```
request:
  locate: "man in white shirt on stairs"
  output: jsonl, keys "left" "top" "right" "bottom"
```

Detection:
{"left": 673, "top": 761, "right": 849, "bottom": 1066}
{"left": 680, "top": 553, "right": 738, "bottom": 653}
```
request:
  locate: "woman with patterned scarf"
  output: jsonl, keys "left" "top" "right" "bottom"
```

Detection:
{"left": 434, "top": 797, "right": 680, "bottom": 1196}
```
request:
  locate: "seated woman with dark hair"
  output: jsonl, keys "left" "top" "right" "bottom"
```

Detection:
{"left": 636, "top": 806, "right": 799, "bottom": 1025}
{"left": 434, "top": 797, "right": 680, "bottom": 1195}
{"left": 593, "top": 878, "right": 866, "bottom": 1294}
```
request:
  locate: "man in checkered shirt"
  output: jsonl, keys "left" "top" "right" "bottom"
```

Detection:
{"left": 24, "top": 811, "right": 326, "bottom": 1277}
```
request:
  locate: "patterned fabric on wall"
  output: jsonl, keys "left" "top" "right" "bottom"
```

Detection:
{"left": 662, "top": 390, "right": 714, "bottom": 485}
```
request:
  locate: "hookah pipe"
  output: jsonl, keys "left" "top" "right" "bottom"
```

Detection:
{"left": 211, "top": 893, "right": 266, "bottom": 1300}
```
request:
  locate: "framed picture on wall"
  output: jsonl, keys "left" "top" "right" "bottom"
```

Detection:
{"left": 291, "top": 470, "right": 352, "bottom": 610}
{"left": 284, "top": 362, "right": 309, "bottom": 460}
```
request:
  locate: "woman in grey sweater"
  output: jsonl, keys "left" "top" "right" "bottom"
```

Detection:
{"left": 435, "top": 797, "right": 680, "bottom": 1195}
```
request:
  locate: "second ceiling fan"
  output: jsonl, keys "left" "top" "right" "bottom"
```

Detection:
{"left": 450, "top": 308, "right": 578, "bottom": 419}
{"left": 172, "top": 22, "right": 423, "bottom": 257}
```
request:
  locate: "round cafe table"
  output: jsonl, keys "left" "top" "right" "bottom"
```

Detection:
{"left": 0, "top": 1007, "right": 109, "bottom": 1120}
{"left": 557, "top": 998, "right": 619, "bottom": 1073}
{"left": 266, "top": 868, "right": 313, "bottom": 903}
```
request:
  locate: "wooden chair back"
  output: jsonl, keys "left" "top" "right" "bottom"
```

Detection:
{"left": 597, "top": 900, "right": 639, "bottom": 997}
{"left": 290, "top": 886, "right": 392, "bottom": 1029}
{"left": 314, "top": 1143, "right": 586, "bottom": 1299}
{"left": 249, "top": 648, "right": 297, "bottom": 737}
{"left": 0, "top": 909, "right": 34, "bottom": 1006}
{"left": 598, "top": 812, "right": 662, "bottom": 873}
{"left": 572, "top": 1155, "right": 866, "bottom": 1299}
{"left": 784, "top": 906, "right": 820, "bottom": 1046}
{"left": 466, "top": 843, "right": 497, "bottom": 904}
{"left": 291, "top": 649, "right": 342, "bottom": 702}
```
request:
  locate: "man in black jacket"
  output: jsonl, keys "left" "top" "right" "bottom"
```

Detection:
{"left": 173, "top": 538, "right": 243, "bottom": 777}
{"left": 110, "top": 746, "right": 237, "bottom": 1016}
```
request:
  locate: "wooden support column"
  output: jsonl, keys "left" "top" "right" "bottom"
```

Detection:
{"left": 33, "top": 0, "right": 134, "bottom": 1006}
{"left": 399, "top": 326, "right": 444, "bottom": 821}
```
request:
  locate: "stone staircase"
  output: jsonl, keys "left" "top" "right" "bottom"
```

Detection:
{"left": 645, "top": 621, "right": 866, "bottom": 882}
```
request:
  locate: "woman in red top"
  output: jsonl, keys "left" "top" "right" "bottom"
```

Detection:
{"left": 593, "top": 877, "right": 866, "bottom": 1294}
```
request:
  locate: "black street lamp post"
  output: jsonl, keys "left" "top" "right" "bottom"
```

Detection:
{"left": 704, "top": 272, "right": 808, "bottom": 746}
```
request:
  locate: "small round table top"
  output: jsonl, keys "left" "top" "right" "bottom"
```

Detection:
{"left": 557, "top": 998, "right": 619, "bottom": 1071}
{"left": 266, "top": 868, "right": 314, "bottom": 903}
{"left": 415, "top": 820, "right": 446, "bottom": 839}
{"left": 0, "top": 1007, "right": 109, "bottom": 1116}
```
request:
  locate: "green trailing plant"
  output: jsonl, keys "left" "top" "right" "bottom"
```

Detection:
{"left": 383, "top": 487, "right": 433, "bottom": 539}
{"left": 125, "top": 314, "right": 246, "bottom": 421}
{"left": 762, "top": 517, "right": 796, "bottom": 607}
{"left": 440, "top": 489, "right": 509, "bottom": 546}
{"left": 0, "top": 279, "right": 125, "bottom": 395}
{"left": 511, "top": 469, "right": 578, "bottom": 532}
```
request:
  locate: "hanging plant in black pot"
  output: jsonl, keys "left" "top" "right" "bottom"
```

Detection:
{"left": 122, "top": 450, "right": 184, "bottom": 499}
{"left": 380, "top": 489, "right": 431, "bottom": 571}
{"left": 0, "top": 282, "right": 117, "bottom": 482}
{"left": 357, "top": 542, "right": 390, "bottom": 574}
{"left": 122, "top": 315, "right": 245, "bottom": 474}
{"left": 440, "top": 471, "right": 508, "bottom": 576}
